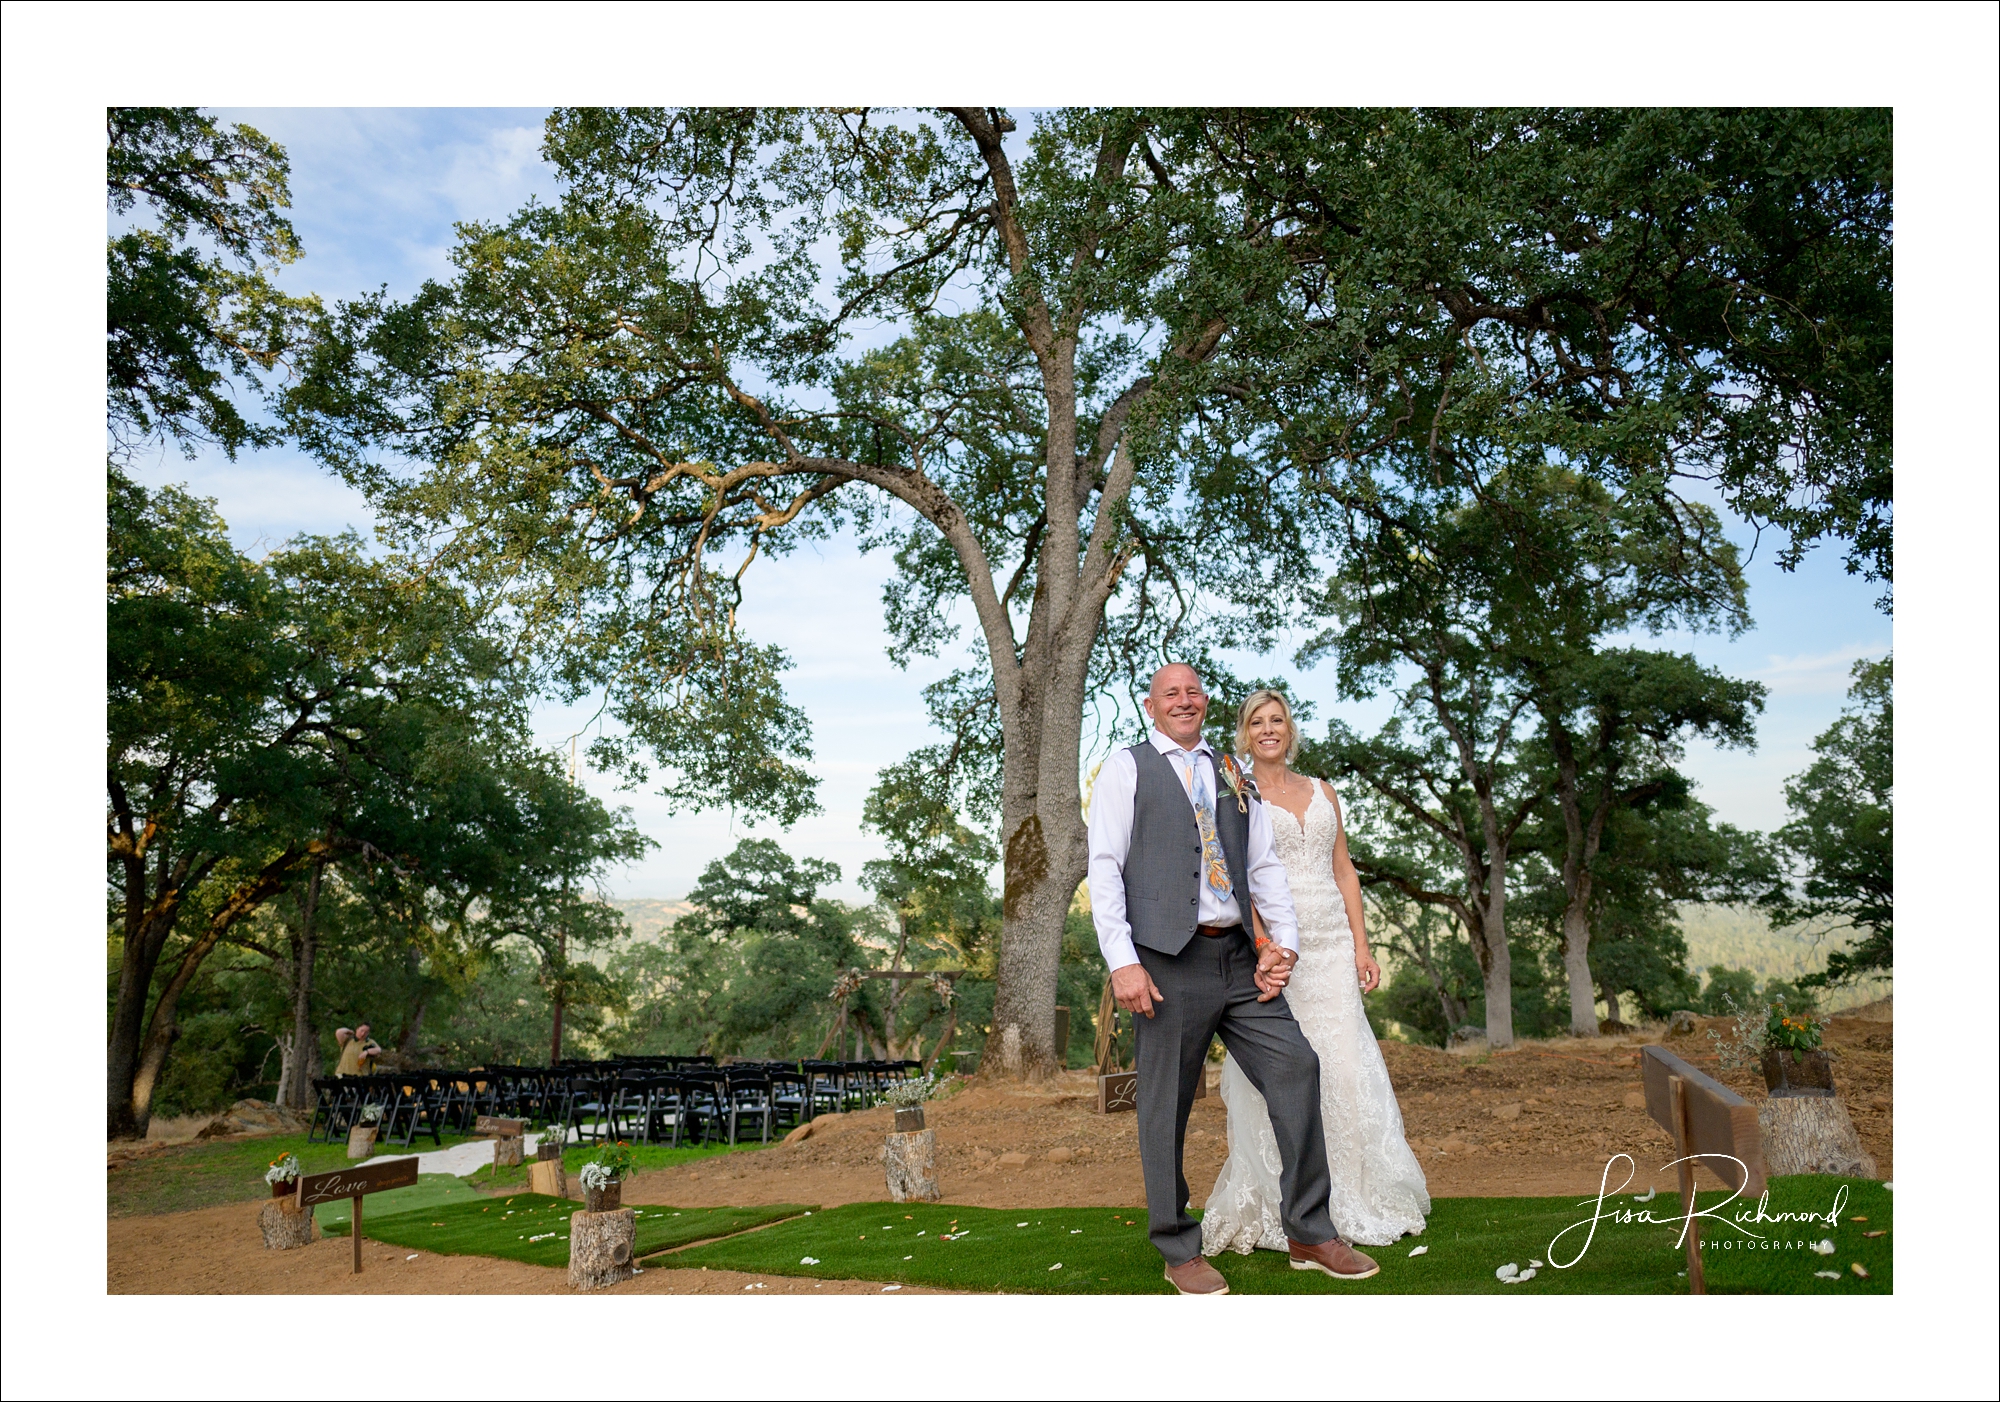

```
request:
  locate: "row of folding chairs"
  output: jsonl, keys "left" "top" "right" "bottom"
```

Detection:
{"left": 307, "top": 1058, "right": 928, "bottom": 1149}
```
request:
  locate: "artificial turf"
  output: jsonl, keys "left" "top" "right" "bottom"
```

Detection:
{"left": 663, "top": 1176, "right": 1891, "bottom": 1295}
{"left": 319, "top": 1193, "right": 813, "bottom": 1268}
{"left": 311, "top": 1172, "right": 488, "bottom": 1233}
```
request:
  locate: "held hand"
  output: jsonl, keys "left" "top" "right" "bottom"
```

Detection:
{"left": 1254, "top": 945, "right": 1297, "bottom": 1002}
{"left": 1111, "top": 963, "right": 1166, "bottom": 1018}
{"left": 1355, "top": 951, "right": 1382, "bottom": 994}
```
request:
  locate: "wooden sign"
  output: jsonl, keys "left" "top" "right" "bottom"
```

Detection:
{"left": 1639, "top": 1046, "right": 1765, "bottom": 1196}
{"left": 1639, "top": 1045, "right": 1768, "bottom": 1295}
{"left": 298, "top": 1156, "right": 420, "bottom": 1274}
{"left": 1096, "top": 1071, "right": 1137, "bottom": 1114}
{"left": 474, "top": 1115, "right": 526, "bottom": 1138}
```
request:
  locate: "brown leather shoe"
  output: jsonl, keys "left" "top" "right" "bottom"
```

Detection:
{"left": 1287, "top": 1236, "right": 1380, "bottom": 1280}
{"left": 1164, "top": 1256, "right": 1231, "bottom": 1295}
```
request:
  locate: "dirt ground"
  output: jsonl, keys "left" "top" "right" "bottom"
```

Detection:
{"left": 108, "top": 1001, "right": 1890, "bottom": 1295}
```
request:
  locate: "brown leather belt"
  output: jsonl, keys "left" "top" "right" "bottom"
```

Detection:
{"left": 1196, "top": 923, "right": 1241, "bottom": 938}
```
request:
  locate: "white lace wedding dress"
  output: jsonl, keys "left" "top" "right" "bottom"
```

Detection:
{"left": 1202, "top": 777, "right": 1430, "bottom": 1251}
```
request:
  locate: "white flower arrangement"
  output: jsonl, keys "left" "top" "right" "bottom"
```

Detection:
{"left": 580, "top": 1162, "right": 616, "bottom": 1191}
{"left": 878, "top": 1072, "right": 956, "bottom": 1110}
{"left": 264, "top": 1153, "right": 301, "bottom": 1185}
{"left": 358, "top": 1103, "right": 384, "bottom": 1125}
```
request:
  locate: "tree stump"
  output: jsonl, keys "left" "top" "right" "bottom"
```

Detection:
{"left": 883, "top": 1128, "right": 941, "bottom": 1202}
{"left": 347, "top": 1126, "right": 376, "bottom": 1159}
{"left": 258, "top": 1193, "right": 317, "bottom": 1250}
{"left": 567, "top": 1208, "right": 637, "bottom": 1291}
{"left": 1758, "top": 1096, "right": 1878, "bottom": 1178}
{"left": 492, "top": 1134, "right": 524, "bottom": 1168}
{"left": 529, "top": 1158, "right": 567, "bottom": 1198}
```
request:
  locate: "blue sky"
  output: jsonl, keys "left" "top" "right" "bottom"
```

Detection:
{"left": 128, "top": 107, "right": 1893, "bottom": 902}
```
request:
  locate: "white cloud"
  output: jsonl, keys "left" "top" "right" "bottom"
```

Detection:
{"left": 1750, "top": 645, "right": 1888, "bottom": 698}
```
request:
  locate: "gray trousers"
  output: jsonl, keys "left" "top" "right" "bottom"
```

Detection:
{"left": 1133, "top": 928, "right": 1338, "bottom": 1265}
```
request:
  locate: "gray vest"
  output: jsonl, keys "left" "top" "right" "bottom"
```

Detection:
{"left": 1121, "top": 743, "right": 1252, "bottom": 957}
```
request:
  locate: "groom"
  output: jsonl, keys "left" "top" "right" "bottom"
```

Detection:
{"left": 1086, "top": 663, "right": 1378, "bottom": 1294}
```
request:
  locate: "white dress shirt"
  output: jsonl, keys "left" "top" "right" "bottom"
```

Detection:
{"left": 1086, "top": 729, "right": 1301, "bottom": 972}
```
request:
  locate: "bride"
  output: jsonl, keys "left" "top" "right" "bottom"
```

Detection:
{"left": 1202, "top": 689, "right": 1431, "bottom": 1253}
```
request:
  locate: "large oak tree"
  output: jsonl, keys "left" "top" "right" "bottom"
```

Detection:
{"left": 287, "top": 107, "right": 1890, "bottom": 1075}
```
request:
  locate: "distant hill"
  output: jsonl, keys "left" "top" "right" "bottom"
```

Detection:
{"left": 1677, "top": 904, "right": 1890, "bottom": 1012}
{"left": 604, "top": 898, "right": 693, "bottom": 942}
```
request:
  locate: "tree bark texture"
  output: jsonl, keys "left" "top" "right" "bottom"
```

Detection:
{"left": 281, "top": 858, "right": 325, "bottom": 1109}
{"left": 259, "top": 1194, "right": 317, "bottom": 1250}
{"left": 567, "top": 1208, "right": 637, "bottom": 1291}
{"left": 1757, "top": 1097, "right": 1878, "bottom": 1179}
{"left": 108, "top": 845, "right": 311, "bottom": 1138}
{"left": 882, "top": 1128, "right": 942, "bottom": 1202}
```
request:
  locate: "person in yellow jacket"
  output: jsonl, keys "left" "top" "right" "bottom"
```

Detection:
{"left": 332, "top": 1027, "right": 363, "bottom": 1076}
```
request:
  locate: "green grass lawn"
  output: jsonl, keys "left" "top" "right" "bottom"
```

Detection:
{"left": 664, "top": 1177, "right": 1890, "bottom": 1296}
{"left": 318, "top": 1194, "right": 811, "bottom": 1268}
{"left": 110, "top": 1132, "right": 473, "bottom": 1218}
{"left": 109, "top": 1132, "right": 768, "bottom": 1218}
{"left": 473, "top": 1138, "right": 763, "bottom": 1192}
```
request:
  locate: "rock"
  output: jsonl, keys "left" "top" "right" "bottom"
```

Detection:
{"left": 1668, "top": 1010, "right": 1699, "bottom": 1035}
{"left": 258, "top": 1194, "right": 316, "bottom": 1250}
{"left": 883, "top": 1129, "right": 942, "bottom": 1202}
{"left": 197, "top": 1099, "right": 310, "bottom": 1140}
{"left": 997, "top": 1151, "right": 1031, "bottom": 1167}
{"left": 1046, "top": 1147, "right": 1075, "bottom": 1163}
{"left": 1491, "top": 1103, "right": 1522, "bottom": 1121}
{"left": 1621, "top": 1091, "right": 1647, "bottom": 1109}
{"left": 1759, "top": 1096, "right": 1878, "bottom": 1178}
{"left": 568, "top": 1208, "right": 637, "bottom": 1291}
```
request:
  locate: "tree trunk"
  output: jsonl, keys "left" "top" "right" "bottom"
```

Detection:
{"left": 1757, "top": 1097, "right": 1877, "bottom": 1178}
{"left": 1478, "top": 899, "right": 1513, "bottom": 1049}
{"left": 108, "top": 899, "right": 177, "bottom": 1139}
{"left": 282, "top": 859, "right": 324, "bottom": 1108}
{"left": 1561, "top": 902, "right": 1598, "bottom": 1039}
{"left": 550, "top": 922, "right": 567, "bottom": 1064}
{"left": 110, "top": 844, "right": 311, "bottom": 1137}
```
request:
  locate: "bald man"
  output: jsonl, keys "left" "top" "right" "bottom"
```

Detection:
{"left": 1086, "top": 663, "right": 1378, "bottom": 1293}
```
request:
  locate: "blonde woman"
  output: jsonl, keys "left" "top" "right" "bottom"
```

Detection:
{"left": 1201, "top": 689, "right": 1431, "bottom": 1252}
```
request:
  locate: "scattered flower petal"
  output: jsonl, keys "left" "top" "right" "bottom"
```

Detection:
{"left": 1071, "top": 1229, "right": 1083, "bottom": 1235}
{"left": 904, "top": 1255, "right": 913, "bottom": 1260}
{"left": 1408, "top": 1245, "right": 1428, "bottom": 1257}
{"left": 1862, "top": 1230, "right": 1887, "bottom": 1239}
{"left": 1810, "top": 1239, "right": 1836, "bottom": 1255}
{"left": 1495, "top": 1263, "right": 1519, "bottom": 1280}
{"left": 1814, "top": 1270, "right": 1842, "bottom": 1280}
{"left": 1529, "top": 1260, "right": 1543, "bottom": 1269}
{"left": 800, "top": 1257, "right": 820, "bottom": 1266}
{"left": 1882, "top": 1182, "right": 1892, "bottom": 1192}
{"left": 1049, "top": 1263, "right": 1063, "bottom": 1270}
{"left": 1017, "top": 1222, "right": 1029, "bottom": 1227}
{"left": 1850, "top": 1263, "right": 1870, "bottom": 1278}
{"left": 1633, "top": 1187, "right": 1657, "bottom": 1203}
{"left": 406, "top": 1254, "right": 418, "bottom": 1261}
{"left": 881, "top": 1285, "right": 901, "bottom": 1292}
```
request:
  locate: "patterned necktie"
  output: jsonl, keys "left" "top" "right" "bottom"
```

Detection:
{"left": 1185, "top": 755, "right": 1235, "bottom": 902}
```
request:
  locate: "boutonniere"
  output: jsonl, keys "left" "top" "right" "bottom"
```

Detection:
{"left": 1218, "top": 754, "right": 1258, "bottom": 814}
